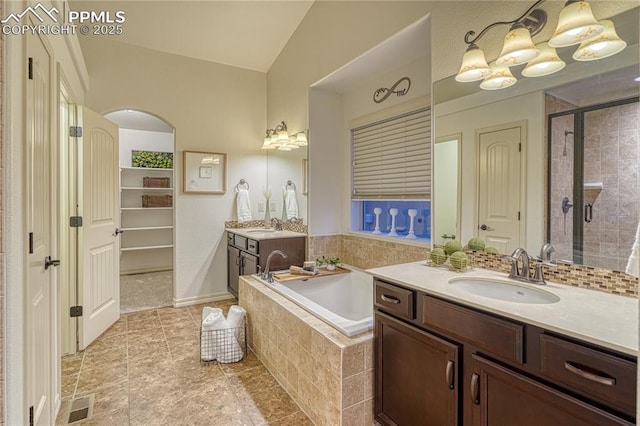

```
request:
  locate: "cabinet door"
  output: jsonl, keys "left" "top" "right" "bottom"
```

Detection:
{"left": 375, "top": 312, "right": 459, "bottom": 426}
{"left": 241, "top": 252, "right": 259, "bottom": 275}
{"left": 227, "top": 245, "right": 241, "bottom": 297}
{"left": 470, "top": 355, "right": 634, "bottom": 426}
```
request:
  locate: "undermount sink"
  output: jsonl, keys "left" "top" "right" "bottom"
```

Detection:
{"left": 448, "top": 277, "right": 560, "bottom": 304}
{"left": 246, "top": 229, "right": 277, "bottom": 233}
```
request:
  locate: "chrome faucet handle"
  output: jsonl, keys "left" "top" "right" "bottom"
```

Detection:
{"left": 539, "top": 243, "right": 555, "bottom": 262}
{"left": 533, "top": 260, "right": 556, "bottom": 284}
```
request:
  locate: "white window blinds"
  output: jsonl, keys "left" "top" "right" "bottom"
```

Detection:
{"left": 352, "top": 106, "right": 431, "bottom": 199}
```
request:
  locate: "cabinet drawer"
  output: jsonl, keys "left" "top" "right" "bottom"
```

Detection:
{"left": 422, "top": 296, "right": 524, "bottom": 364}
{"left": 247, "top": 239, "right": 259, "bottom": 254}
{"left": 227, "top": 232, "right": 233, "bottom": 243}
{"left": 540, "top": 334, "right": 636, "bottom": 416}
{"left": 234, "top": 235, "right": 247, "bottom": 250}
{"left": 374, "top": 280, "right": 414, "bottom": 320}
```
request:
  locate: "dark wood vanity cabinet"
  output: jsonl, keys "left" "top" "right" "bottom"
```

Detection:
{"left": 373, "top": 278, "right": 637, "bottom": 426}
{"left": 226, "top": 231, "right": 305, "bottom": 297}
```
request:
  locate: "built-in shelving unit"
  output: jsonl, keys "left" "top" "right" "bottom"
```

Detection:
{"left": 120, "top": 166, "right": 174, "bottom": 274}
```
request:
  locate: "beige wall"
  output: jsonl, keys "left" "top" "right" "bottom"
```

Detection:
{"left": 80, "top": 36, "right": 267, "bottom": 302}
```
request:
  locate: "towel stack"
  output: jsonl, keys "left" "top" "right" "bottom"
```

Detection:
{"left": 200, "top": 305, "right": 246, "bottom": 363}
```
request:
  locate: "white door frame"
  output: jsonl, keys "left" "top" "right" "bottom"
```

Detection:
{"left": 474, "top": 120, "right": 528, "bottom": 250}
{"left": 58, "top": 66, "right": 79, "bottom": 356}
{"left": 434, "top": 133, "right": 462, "bottom": 245}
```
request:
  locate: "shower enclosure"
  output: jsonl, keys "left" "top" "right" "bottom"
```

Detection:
{"left": 547, "top": 96, "right": 639, "bottom": 271}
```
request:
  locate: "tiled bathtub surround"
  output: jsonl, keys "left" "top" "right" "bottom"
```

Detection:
{"left": 239, "top": 276, "right": 374, "bottom": 426}
{"left": 309, "top": 234, "right": 638, "bottom": 297}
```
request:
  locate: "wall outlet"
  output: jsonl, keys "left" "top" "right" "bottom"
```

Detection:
{"left": 258, "top": 202, "right": 265, "bottom": 213}
{"left": 269, "top": 201, "right": 276, "bottom": 211}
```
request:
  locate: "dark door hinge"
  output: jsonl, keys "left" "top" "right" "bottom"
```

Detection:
{"left": 70, "top": 306, "right": 83, "bottom": 317}
{"left": 29, "top": 406, "right": 34, "bottom": 426}
{"left": 518, "top": 143, "right": 522, "bottom": 153}
{"left": 70, "top": 216, "right": 83, "bottom": 227}
{"left": 28, "top": 58, "right": 33, "bottom": 80}
{"left": 69, "top": 126, "right": 83, "bottom": 138}
{"left": 29, "top": 232, "right": 34, "bottom": 254}
{"left": 518, "top": 211, "right": 521, "bottom": 221}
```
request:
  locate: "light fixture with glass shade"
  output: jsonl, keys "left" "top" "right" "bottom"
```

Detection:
{"left": 455, "top": 44, "right": 491, "bottom": 82}
{"left": 480, "top": 64, "right": 518, "bottom": 90}
{"left": 522, "top": 42, "right": 566, "bottom": 77}
{"left": 496, "top": 23, "right": 540, "bottom": 67}
{"left": 455, "top": 0, "right": 626, "bottom": 91}
{"left": 572, "top": 19, "right": 627, "bottom": 61}
{"left": 262, "top": 121, "right": 308, "bottom": 152}
{"left": 548, "top": 1, "right": 604, "bottom": 48}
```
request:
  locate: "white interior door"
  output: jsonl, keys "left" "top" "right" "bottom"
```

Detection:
{"left": 477, "top": 126, "right": 522, "bottom": 254}
{"left": 79, "top": 107, "right": 120, "bottom": 349}
{"left": 26, "top": 30, "right": 54, "bottom": 426}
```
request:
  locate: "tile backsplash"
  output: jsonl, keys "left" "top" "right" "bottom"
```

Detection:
{"left": 309, "top": 234, "right": 638, "bottom": 298}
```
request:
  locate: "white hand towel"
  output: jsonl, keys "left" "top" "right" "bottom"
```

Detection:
{"left": 285, "top": 189, "right": 298, "bottom": 219}
{"left": 217, "top": 305, "right": 245, "bottom": 363}
{"left": 201, "top": 311, "right": 227, "bottom": 362}
{"left": 236, "top": 188, "right": 252, "bottom": 222}
{"left": 625, "top": 222, "right": 640, "bottom": 277}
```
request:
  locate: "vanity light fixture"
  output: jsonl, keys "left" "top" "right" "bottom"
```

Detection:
{"left": 455, "top": 0, "right": 626, "bottom": 90}
{"left": 261, "top": 121, "right": 308, "bottom": 151}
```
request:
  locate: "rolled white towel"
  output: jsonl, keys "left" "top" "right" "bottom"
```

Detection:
{"left": 201, "top": 306, "right": 222, "bottom": 322}
{"left": 200, "top": 311, "right": 227, "bottom": 362}
{"left": 226, "top": 305, "right": 246, "bottom": 338}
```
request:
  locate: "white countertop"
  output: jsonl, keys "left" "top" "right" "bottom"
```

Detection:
{"left": 367, "top": 261, "right": 638, "bottom": 357}
{"left": 227, "top": 228, "right": 306, "bottom": 241}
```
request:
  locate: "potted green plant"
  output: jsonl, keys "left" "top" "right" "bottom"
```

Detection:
{"left": 316, "top": 256, "right": 340, "bottom": 271}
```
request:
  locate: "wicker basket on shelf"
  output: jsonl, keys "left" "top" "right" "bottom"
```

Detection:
{"left": 143, "top": 177, "right": 170, "bottom": 188}
{"left": 142, "top": 194, "right": 172, "bottom": 208}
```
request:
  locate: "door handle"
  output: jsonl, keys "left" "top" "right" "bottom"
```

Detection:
{"left": 470, "top": 373, "right": 480, "bottom": 405}
{"left": 564, "top": 361, "right": 615, "bottom": 386}
{"left": 445, "top": 360, "right": 455, "bottom": 389}
{"left": 584, "top": 203, "right": 593, "bottom": 223}
{"left": 480, "top": 224, "right": 494, "bottom": 231}
{"left": 44, "top": 256, "right": 61, "bottom": 270}
{"left": 114, "top": 228, "right": 124, "bottom": 236}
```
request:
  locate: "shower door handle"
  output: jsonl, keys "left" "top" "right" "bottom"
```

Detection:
{"left": 584, "top": 203, "right": 593, "bottom": 223}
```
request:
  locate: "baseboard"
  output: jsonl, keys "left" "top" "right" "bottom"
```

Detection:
{"left": 120, "top": 267, "right": 173, "bottom": 276}
{"left": 173, "top": 292, "right": 235, "bottom": 307}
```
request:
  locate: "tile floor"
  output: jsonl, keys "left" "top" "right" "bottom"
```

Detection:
{"left": 120, "top": 271, "right": 173, "bottom": 314}
{"left": 56, "top": 299, "right": 312, "bottom": 426}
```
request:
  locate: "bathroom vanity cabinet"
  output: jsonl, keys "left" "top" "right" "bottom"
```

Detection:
{"left": 226, "top": 230, "right": 305, "bottom": 297}
{"left": 374, "top": 278, "right": 636, "bottom": 426}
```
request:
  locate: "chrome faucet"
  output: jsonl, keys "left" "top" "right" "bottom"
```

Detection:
{"left": 504, "top": 246, "right": 556, "bottom": 285}
{"left": 272, "top": 218, "right": 283, "bottom": 231}
{"left": 539, "top": 243, "right": 555, "bottom": 262}
{"left": 507, "top": 248, "right": 531, "bottom": 280}
{"left": 261, "top": 249, "right": 288, "bottom": 283}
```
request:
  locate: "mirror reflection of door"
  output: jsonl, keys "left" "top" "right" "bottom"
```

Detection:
{"left": 476, "top": 123, "right": 524, "bottom": 255}
{"left": 434, "top": 135, "right": 461, "bottom": 246}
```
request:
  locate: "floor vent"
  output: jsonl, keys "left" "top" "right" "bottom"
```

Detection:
{"left": 66, "top": 394, "right": 94, "bottom": 424}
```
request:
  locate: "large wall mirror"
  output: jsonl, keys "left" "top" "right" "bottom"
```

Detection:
{"left": 433, "top": 5, "right": 639, "bottom": 273}
{"left": 266, "top": 146, "right": 308, "bottom": 224}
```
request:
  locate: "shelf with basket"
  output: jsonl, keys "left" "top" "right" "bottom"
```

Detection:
{"left": 120, "top": 164, "right": 174, "bottom": 274}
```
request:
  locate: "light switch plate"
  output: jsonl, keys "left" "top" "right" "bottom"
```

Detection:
{"left": 258, "top": 202, "right": 265, "bottom": 213}
{"left": 269, "top": 201, "right": 276, "bottom": 211}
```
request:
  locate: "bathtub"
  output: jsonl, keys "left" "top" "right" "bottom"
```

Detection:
{"left": 256, "top": 267, "right": 373, "bottom": 337}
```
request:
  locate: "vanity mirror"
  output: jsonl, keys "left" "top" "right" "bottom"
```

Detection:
{"left": 433, "top": 6, "right": 639, "bottom": 272}
{"left": 266, "top": 147, "right": 308, "bottom": 224}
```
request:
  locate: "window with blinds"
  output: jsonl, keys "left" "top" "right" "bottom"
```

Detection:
{"left": 351, "top": 106, "right": 431, "bottom": 199}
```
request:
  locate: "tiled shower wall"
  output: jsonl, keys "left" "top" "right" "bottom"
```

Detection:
{"left": 582, "top": 102, "right": 639, "bottom": 271}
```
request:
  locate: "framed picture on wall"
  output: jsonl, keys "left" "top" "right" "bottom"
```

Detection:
{"left": 183, "top": 151, "right": 227, "bottom": 194}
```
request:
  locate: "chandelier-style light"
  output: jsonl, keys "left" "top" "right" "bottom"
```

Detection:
{"left": 261, "top": 121, "right": 308, "bottom": 151}
{"left": 455, "top": 0, "right": 626, "bottom": 91}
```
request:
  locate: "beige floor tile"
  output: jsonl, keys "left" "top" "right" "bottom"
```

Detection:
{"left": 55, "top": 304, "right": 311, "bottom": 426}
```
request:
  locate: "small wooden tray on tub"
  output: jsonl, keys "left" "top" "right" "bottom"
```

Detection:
{"left": 273, "top": 266, "right": 350, "bottom": 283}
